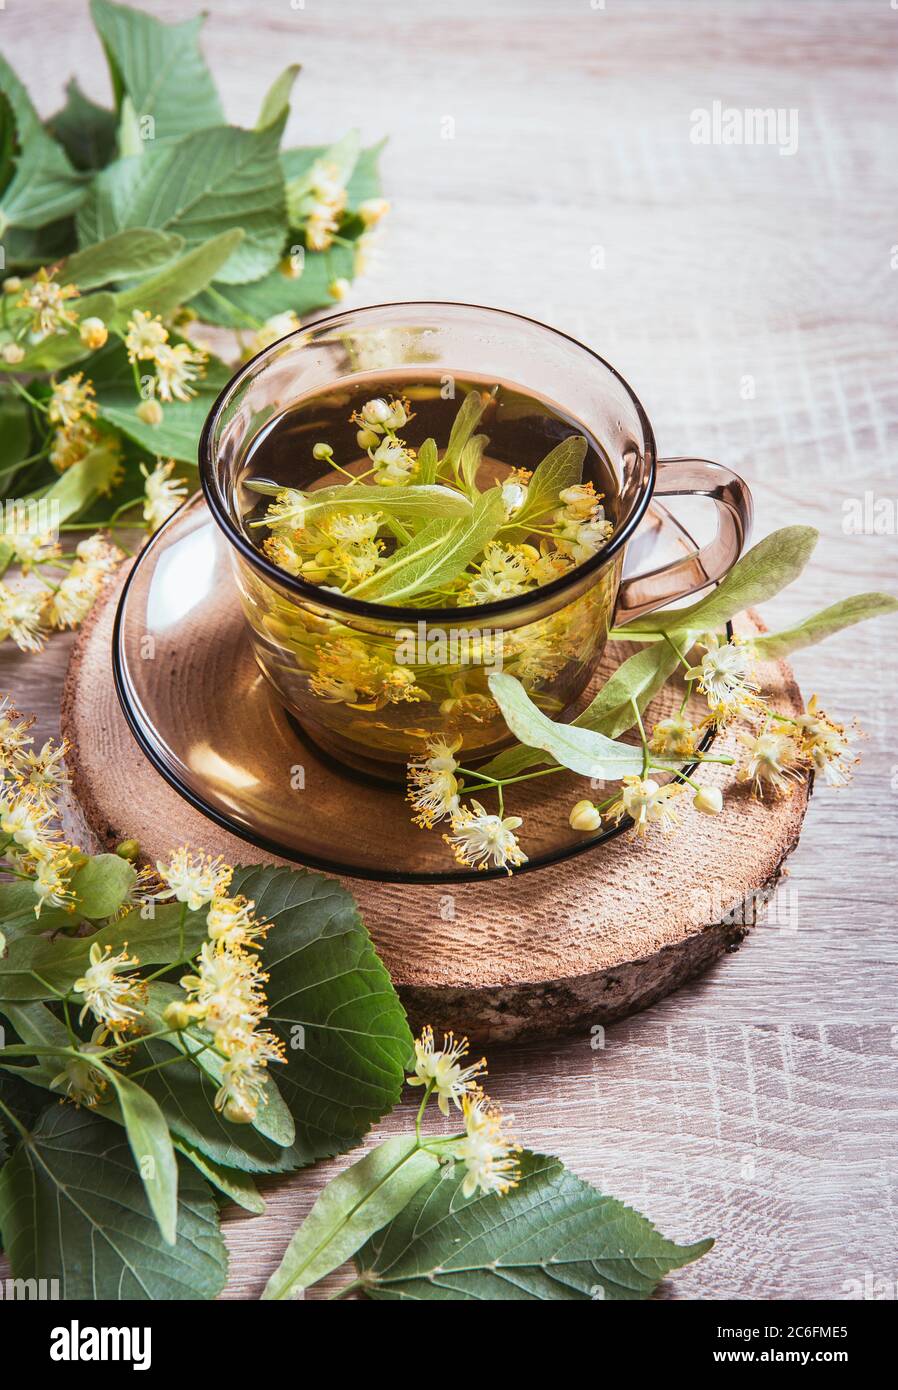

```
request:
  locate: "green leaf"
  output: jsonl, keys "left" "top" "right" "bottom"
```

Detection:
{"left": 0, "top": 91, "right": 18, "bottom": 199}
{"left": 173, "top": 1140, "right": 265, "bottom": 1214}
{"left": 232, "top": 865, "right": 413, "bottom": 1167}
{"left": 0, "top": 56, "right": 84, "bottom": 234}
{"left": 416, "top": 437, "right": 438, "bottom": 485}
{"left": 619, "top": 525, "right": 820, "bottom": 639}
{"left": 256, "top": 65, "right": 301, "bottom": 131}
{"left": 271, "top": 482, "right": 473, "bottom": 525}
{"left": 504, "top": 434, "right": 587, "bottom": 534}
{"left": 0, "top": 902, "right": 208, "bottom": 1001}
{"left": 442, "top": 389, "right": 491, "bottom": 476}
{"left": 111, "top": 228, "right": 246, "bottom": 321}
{"left": 349, "top": 487, "right": 504, "bottom": 603}
{"left": 481, "top": 642, "right": 681, "bottom": 782}
{"left": 90, "top": 0, "right": 224, "bottom": 143}
{"left": 42, "top": 440, "right": 123, "bottom": 523}
{"left": 751, "top": 592, "right": 898, "bottom": 659}
{"left": 460, "top": 433, "right": 487, "bottom": 496}
{"left": 263, "top": 1136, "right": 440, "bottom": 1300}
{"left": 190, "top": 241, "right": 354, "bottom": 327}
{"left": 488, "top": 671, "right": 660, "bottom": 780}
{"left": 62, "top": 227, "right": 184, "bottom": 289}
{"left": 103, "top": 1067, "right": 178, "bottom": 1244}
{"left": 346, "top": 138, "right": 387, "bottom": 206}
{"left": 68, "top": 854, "right": 137, "bottom": 919}
{"left": 45, "top": 79, "right": 117, "bottom": 173}
{"left": 77, "top": 120, "right": 287, "bottom": 285}
{"left": 0, "top": 1103, "right": 227, "bottom": 1298}
{"left": 357, "top": 1148, "right": 712, "bottom": 1300}
{"left": 0, "top": 389, "right": 30, "bottom": 476}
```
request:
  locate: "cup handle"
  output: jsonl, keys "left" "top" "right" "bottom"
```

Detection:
{"left": 615, "top": 456, "right": 753, "bottom": 621}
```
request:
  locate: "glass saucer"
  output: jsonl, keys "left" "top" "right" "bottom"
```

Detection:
{"left": 113, "top": 494, "right": 713, "bottom": 883}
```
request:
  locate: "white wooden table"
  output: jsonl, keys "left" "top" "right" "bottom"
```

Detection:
{"left": 2, "top": 0, "right": 896, "bottom": 1299}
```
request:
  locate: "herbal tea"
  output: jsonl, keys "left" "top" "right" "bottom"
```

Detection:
{"left": 230, "top": 376, "right": 624, "bottom": 770}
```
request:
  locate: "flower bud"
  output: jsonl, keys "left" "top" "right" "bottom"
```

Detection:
{"left": 163, "top": 1000, "right": 195, "bottom": 1031}
{"left": 569, "top": 799, "right": 602, "bottom": 832}
{"left": 361, "top": 397, "right": 391, "bottom": 425}
{"left": 2, "top": 277, "right": 22, "bottom": 294}
{"left": 693, "top": 785, "right": 723, "bottom": 815}
{"left": 1, "top": 343, "right": 25, "bottom": 364}
{"left": 79, "top": 316, "right": 108, "bottom": 349}
{"left": 356, "top": 428, "right": 379, "bottom": 450}
{"left": 116, "top": 838, "right": 140, "bottom": 861}
{"left": 359, "top": 198, "right": 390, "bottom": 227}
{"left": 328, "top": 277, "right": 350, "bottom": 301}
{"left": 136, "top": 398, "right": 164, "bottom": 425}
{"left": 223, "top": 1098, "right": 256, "bottom": 1125}
{"left": 312, "top": 442, "right": 333, "bottom": 461}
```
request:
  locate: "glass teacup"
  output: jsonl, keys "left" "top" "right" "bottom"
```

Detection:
{"left": 200, "top": 303, "right": 752, "bottom": 777}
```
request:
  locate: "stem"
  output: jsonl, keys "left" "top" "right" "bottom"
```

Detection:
{"left": 327, "top": 1279, "right": 364, "bottom": 1300}
{"left": 630, "top": 697, "right": 651, "bottom": 776}
{"left": 0, "top": 1095, "right": 29, "bottom": 1142}
{"left": 415, "top": 1079, "right": 435, "bottom": 1140}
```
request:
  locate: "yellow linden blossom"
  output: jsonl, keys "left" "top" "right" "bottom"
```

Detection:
{"left": 737, "top": 727, "right": 804, "bottom": 798}
{"left": 444, "top": 799, "right": 527, "bottom": 873}
{"left": 156, "top": 846, "right": 233, "bottom": 911}
{"left": 407, "top": 1025, "right": 487, "bottom": 1115}
{"left": 406, "top": 736, "right": 462, "bottom": 827}
{"left": 310, "top": 637, "right": 429, "bottom": 709}
{"left": 40, "top": 534, "right": 123, "bottom": 632}
{"left": 73, "top": 943, "right": 146, "bottom": 1036}
{"left": 140, "top": 459, "right": 188, "bottom": 532}
{"left": 205, "top": 894, "right": 269, "bottom": 952}
{"left": 649, "top": 715, "right": 700, "bottom": 758}
{"left": 49, "top": 419, "right": 99, "bottom": 473}
{"left": 124, "top": 309, "right": 169, "bottom": 361}
{"left": 687, "top": 635, "right": 759, "bottom": 721}
{"left": 0, "top": 582, "right": 46, "bottom": 652}
{"left": 47, "top": 373, "right": 97, "bottom": 429}
{"left": 604, "top": 775, "right": 685, "bottom": 839}
{"left": 153, "top": 341, "right": 207, "bottom": 403}
{"left": 790, "top": 695, "right": 858, "bottom": 788}
{"left": 17, "top": 268, "right": 79, "bottom": 336}
{"left": 456, "top": 1089, "right": 522, "bottom": 1198}
{"left": 50, "top": 1026, "right": 109, "bottom": 1107}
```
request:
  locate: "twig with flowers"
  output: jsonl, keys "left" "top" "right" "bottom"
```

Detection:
{"left": 405, "top": 526, "right": 897, "bottom": 871}
{"left": 0, "top": 0, "right": 388, "bottom": 658}
{"left": 0, "top": 696, "right": 713, "bottom": 1300}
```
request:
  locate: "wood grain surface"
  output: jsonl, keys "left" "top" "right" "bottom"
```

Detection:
{"left": 1, "top": 0, "right": 897, "bottom": 1301}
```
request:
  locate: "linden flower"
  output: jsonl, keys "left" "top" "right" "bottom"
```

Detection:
{"left": 124, "top": 309, "right": 169, "bottom": 361}
{"left": 687, "top": 636, "right": 758, "bottom": 715}
{"left": 79, "top": 316, "right": 108, "bottom": 350}
{"left": 153, "top": 341, "right": 206, "bottom": 403}
{"left": 0, "top": 528, "right": 59, "bottom": 571}
{"left": 244, "top": 311, "right": 301, "bottom": 357}
{"left": 262, "top": 487, "right": 309, "bottom": 533}
{"left": 407, "top": 736, "right": 463, "bottom": 827}
{"left": 17, "top": 269, "right": 79, "bottom": 336}
{"left": 51, "top": 1028, "right": 109, "bottom": 1107}
{"left": 0, "top": 581, "right": 46, "bottom": 652}
{"left": 323, "top": 511, "right": 382, "bottom": 546}
{"left": 407, "top": 1025, "right": 487, "bottom": 1116}
{"left": 370, "top": 437, "right": 417, "bottom": 486}
{"left": 737, "top": 728, "right": 804, "bottom": 798}
{"left": 180, "top": 941, "right": 267, "bottom": 1034}
{"left": 604, "top": 775, "right": 685, "bottom": 839}
{"left": 156, "top": 847, "right": 233, "bottom": 911}
{"left": 49, "top": 419, "right": 99, "bottom": 474}
{"left": 790, "top": 695, "right": 858, "bottom": 788}
{"left": 141, "top": 459, "right": 188, "bottom": 532}
{"left": 33, "top": 851, "right": 75, "bottom": 915}
{"left": 206, "top": 895, "right": 269, "bottom": 951}
{"left": 359, "top": 197, "right": 390, "bottom": 227}
{"left": 0, "top": 698, "right": 34, "bottom": 763}
{"left": 445, "top": 800, "right": 527, "bottom": 874}
{"left": 73, "top": 943, "right": 145, "bottom": 1035}
{"left": 214, "top": 1029, "right": 285, "bottom": 1123}
{"left": 456, "top": 1089, "right": 522, "bottom": 1198}
{"left": 14, "top": 738, "right": 69, "bottom": 801}
{"left": 649, "top": 715, "right": 701, "bottom": 758}
{"left": 462, "top": 543, "right": 534, "bottom": 604}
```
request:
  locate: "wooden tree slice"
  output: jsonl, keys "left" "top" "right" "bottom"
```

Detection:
{"left": 62, "top": 573, "right": 810, "bottom": 1043}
